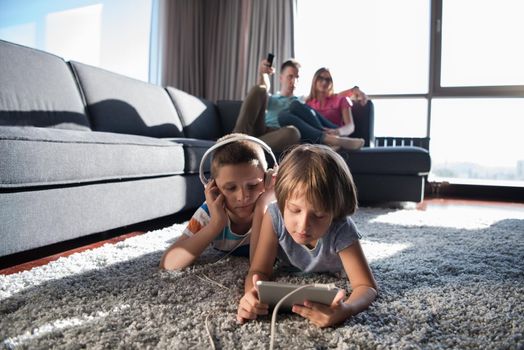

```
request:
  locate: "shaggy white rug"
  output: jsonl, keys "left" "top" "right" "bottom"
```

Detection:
{"left": 1, "top": 206, "right": 523, "bottom": 349}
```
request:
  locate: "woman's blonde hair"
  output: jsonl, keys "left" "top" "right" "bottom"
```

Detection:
{"left": 306, "top": 67, "right": 335, "bottom": 103}
{"left": 210, "top": 133, "right": 268, "bottom": 179}
{"left": 275, "top": 144, "right": 357, "bottom": 219}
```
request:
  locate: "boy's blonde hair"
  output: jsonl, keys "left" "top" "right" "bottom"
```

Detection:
{"left": 210, "top": 133, "right": 268, "bottom": 179}
{"left": 275, "top": 144, "right": 357, "bottom": 219}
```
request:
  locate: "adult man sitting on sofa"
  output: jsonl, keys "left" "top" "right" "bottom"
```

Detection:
{"left": 232, "top": 58, "right": 300, "bottom": 153}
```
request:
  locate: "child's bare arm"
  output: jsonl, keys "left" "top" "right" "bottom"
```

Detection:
{"left": 237, "top": 212, "right": 278, "bottom": 323}
{"left": 159, "top": 223, "right": 223, "bottom": 270}
{"left": 160, "top": 180, "right": 228, "bottom": 270}
{"left": 249, "top": 188, "right": 275, "bottom": 260}
{"left": 292, "top": 240, "right": 377, "bottom": 328}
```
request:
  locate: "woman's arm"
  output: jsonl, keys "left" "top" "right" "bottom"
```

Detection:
{"left": 335, "top": 107, "right": 355, "bottom": 136}
{"left": 337, "top": 86, "right": 369, "bottom": 106}
{"left": 291, "top": 240, "right": 377, "bottom": 327}
{"left": 237, "top": 211, "right": 278, "bottom": 323}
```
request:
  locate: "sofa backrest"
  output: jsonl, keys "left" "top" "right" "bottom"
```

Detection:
{"left": 216, "top": 100, "right": 243, "bottom": 135}
{"left": 166, "top": 87, "right": 223, "bottom": 140}
{"left": 0, "top": 40, "right": 91, "bottom": 131}
{"left": 69, "top": 61, "right": 184, "bottom": 138}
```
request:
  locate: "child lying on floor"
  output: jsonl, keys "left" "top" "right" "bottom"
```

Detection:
{"left": 160, "top": 133, "right": 276, "bottom": 270}
{"left": 236, "top": 144, "right": 377, "bottom": 328}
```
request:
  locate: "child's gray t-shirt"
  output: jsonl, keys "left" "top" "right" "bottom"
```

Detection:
{"left": 268, "top": 202, "right": 362, "bottom": 273}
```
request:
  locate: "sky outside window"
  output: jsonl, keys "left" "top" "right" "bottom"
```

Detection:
{"left": 0, "top": 0, "right": 152, "bottom": 82}
{"left": 441, "top": 0, "right": 524, "bottom": 87}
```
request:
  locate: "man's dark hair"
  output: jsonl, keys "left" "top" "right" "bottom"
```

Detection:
{"left": 280, "top": 59, "right": 301, "bottom": 73}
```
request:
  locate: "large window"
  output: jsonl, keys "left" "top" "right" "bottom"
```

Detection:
{"left": 295, "top": 0, "right": 524, "bottom": 187}
{"left": 431, "top": 98, "right": 524, "bottom": 185}
{"left": 295, "top": 0, "right": 431, "bottom": 140}
{"left": 440, "top": 0, "right": 524, "bottom": 88}
{"left": 0, "top": 0, "right": 152, "bottom": 82}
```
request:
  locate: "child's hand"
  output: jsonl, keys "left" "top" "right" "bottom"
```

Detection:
{"left": 204, "top": 179, "right": 227, "bottom": 230}
{"left": 292, "top": 289, "right": 350, "bottom": 328}
{"left": 236, "top": 274, "right": 269, "bottom": 324}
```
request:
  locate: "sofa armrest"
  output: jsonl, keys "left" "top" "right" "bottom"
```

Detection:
{"left": 351, "top": 100, "right": 374, "bottom": 147}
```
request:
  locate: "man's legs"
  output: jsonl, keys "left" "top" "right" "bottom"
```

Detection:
{"left": 233, "top": 85, "right": 300, "bottom": 152}
{"left": 258, "top": 126, "right": 300, "bottom": 153}
{"left": 233, "top": 85, "right": 268, "bottom": 136}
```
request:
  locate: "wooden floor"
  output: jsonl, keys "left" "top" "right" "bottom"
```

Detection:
{"left": 2, "top": 198, "right": 523, "bottom": 276}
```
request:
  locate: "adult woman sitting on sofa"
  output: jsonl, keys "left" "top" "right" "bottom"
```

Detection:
{"left": 305, "top": 67, "right": 368, "bottom": 137}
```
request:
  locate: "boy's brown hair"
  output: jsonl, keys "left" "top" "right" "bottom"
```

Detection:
{"left": 210, "top": 133, "right": 268, "bottom": 179}
{"left": 275, "top": 144, "right": 357, "bottom": 219}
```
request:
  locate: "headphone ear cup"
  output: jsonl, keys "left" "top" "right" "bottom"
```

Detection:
{"left": 264, "top": 168, "right": 275, "bottom": 188}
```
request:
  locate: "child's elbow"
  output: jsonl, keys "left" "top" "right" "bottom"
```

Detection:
{"left": 370, "top": 286, "right": 378, "bottom": 300}
{"left": 160, "top": 260, "right": 190, "bottom": 271}
{"left": 159, "top": 249, "right": 191, "bottom": 271}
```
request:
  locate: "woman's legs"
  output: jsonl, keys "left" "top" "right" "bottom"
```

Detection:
{"left": 288, "top": 100, "right": 338, "bottom": 129}
{"left": 323, "top": 133, "right": 364, "bottom": 150}
{"left": 279, "top": 102, "right": 364, "bottom": 150}
{"left": 278, "top": 110, "right": 324, "bottom": 143}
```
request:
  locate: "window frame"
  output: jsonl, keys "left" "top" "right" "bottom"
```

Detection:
{"left": 430, "top": 0, "right": 524, "bottom": 99}
{"left": 363, "top": 0, "right": 524, "bottom": 196}
{"left": 370, "top": 0, "right": 524, "bottom": 137}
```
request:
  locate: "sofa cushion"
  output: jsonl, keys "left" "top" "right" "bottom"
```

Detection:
{"left": 69, "top": 61, "right": 184, "bottom": 138}
{"left": 0, "top": 40, "right": 90, "bottom": 131}
{"left": 166, "top": 87, "right": 223, "bottom": 140}
{"left": 0, "top": 126, "right": 185, "bottom": 188}
{"left": 164, "top": 137, "right": 215, "bottom": 175}
{"left": 342, "top": 146, "right": 431, "bottom": 175}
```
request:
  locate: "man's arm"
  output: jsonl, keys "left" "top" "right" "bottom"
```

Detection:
{"left": 257, "top": 58, "right": 275, "bottom": 91}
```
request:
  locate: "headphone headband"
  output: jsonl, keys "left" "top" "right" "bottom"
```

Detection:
{"left": 199, "top": 135, "right": 278, "bottom": 186}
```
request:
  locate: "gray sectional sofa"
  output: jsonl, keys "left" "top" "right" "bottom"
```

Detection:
{"left": 0, "top": 39, "right": 430, "bottom": 259}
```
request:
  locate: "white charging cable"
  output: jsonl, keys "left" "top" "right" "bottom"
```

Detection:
{"left": 200, "top": 233, "right": 251, "bottom": 349}
{"left": 269, "top": 284, "right": 316, "bottom": 350}
{"left": 210, "top": 233, "right": 251, "bottom": 265}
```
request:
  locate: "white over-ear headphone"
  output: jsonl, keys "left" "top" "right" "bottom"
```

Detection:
{"left": 199, "top": 134, "right": 278, "bottom": 188}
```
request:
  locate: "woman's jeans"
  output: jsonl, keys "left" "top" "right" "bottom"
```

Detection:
{"left": 278, "top": 100, "right": 337, "bottom": 143}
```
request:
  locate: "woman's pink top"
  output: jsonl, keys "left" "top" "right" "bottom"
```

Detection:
{"left": 306, "top": 94, "right": 351, "bottom": 126}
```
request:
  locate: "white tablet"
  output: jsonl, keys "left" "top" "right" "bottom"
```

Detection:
{"left": 256, "top": 280, "right": 341, "bottom": 310}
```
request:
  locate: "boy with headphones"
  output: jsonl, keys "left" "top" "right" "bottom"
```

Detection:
{"left": 160, "top": 133, "right": 277, "bottom": 270}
